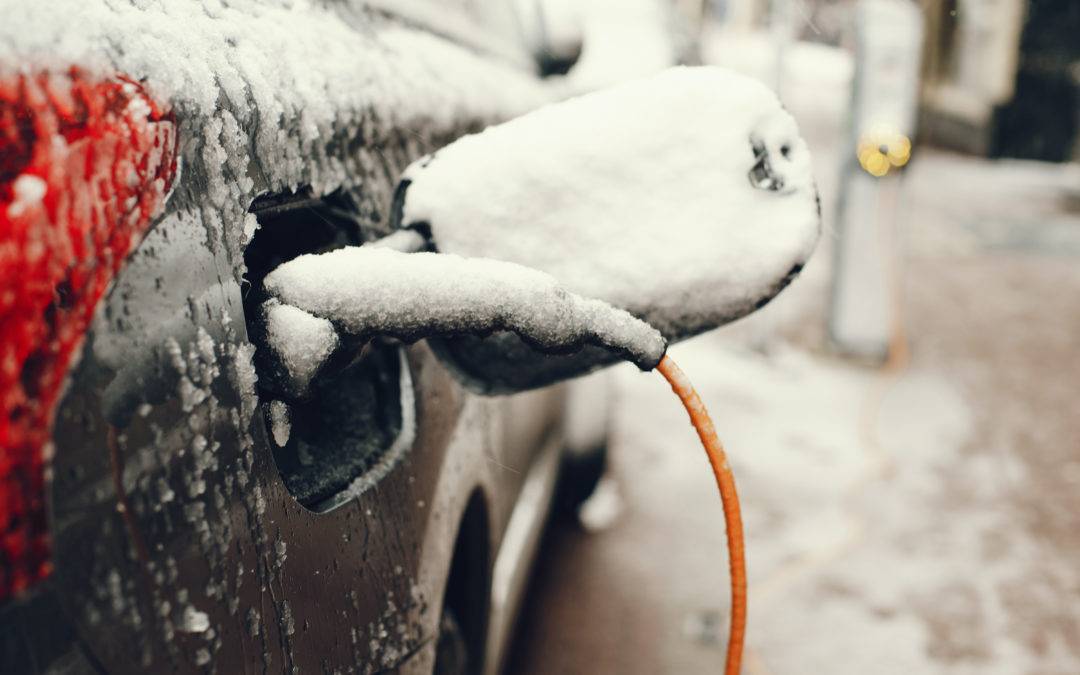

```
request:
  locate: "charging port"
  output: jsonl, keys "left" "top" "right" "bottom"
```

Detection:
{"left": 243, "top": 188, "right": 413, "bottom": 512}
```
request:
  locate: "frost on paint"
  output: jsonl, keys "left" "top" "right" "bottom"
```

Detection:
{"left": 0, "top": 2, "right": 560, "bottom": 667}
{"left": 0, "top": 0, "right": 550, "bottom": 273}
{"left": 263, "top": 247, "right": 666, "bottom": 371}
{"left": 399, "top": 66, "right": 821, "bottom": 341}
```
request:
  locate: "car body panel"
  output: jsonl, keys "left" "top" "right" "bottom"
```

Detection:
{"left": 1, "top": 2, "right": 572, "bottom": 672}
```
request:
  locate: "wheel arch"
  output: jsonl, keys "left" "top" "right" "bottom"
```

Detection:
{"left": 441, "top": 487, "right": 492, "bottom": 674}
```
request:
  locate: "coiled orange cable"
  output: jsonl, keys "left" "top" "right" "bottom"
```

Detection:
{"left": 657, "top": 354, "right": 747, "bottom": 675}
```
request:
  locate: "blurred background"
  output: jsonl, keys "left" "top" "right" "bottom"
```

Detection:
{"left": 506, "top": 1, "right": 1080, "bottom": 672}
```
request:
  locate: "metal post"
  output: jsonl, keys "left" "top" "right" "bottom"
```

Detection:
{"left": 828, "top": 0, "right": 923, "bottom": 360}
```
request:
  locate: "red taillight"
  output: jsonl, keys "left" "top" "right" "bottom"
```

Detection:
{"left": 0, "top": 69, "right": 177, "bottom": 602}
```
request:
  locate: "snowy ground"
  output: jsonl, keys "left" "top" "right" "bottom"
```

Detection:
{"left": 510, "top": 32, "right": 1080, "bottom": 675}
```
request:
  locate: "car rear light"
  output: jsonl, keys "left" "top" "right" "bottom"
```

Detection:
{"left": 0, "top": 68, "right": 177, "bottom": 602}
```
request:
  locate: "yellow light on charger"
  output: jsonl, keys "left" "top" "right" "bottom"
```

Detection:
{"left": 857, "top": 127, "right": 912, "bottom": 177}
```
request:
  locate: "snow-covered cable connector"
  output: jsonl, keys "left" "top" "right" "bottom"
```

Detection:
{"left": 260, "top": 65, "right": 819, "bottom": 395}
{"left": 387, "top": 66, "right": 820, "bottom": 391}
{"left": 395, "top": 66, "right": 819, "bottom": 336}
{"left": 261, "top": 247, "right": 666, "bottom": 398}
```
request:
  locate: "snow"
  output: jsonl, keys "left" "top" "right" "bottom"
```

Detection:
{"left": 399, "top": 66, "right": 821, "bottom": 340}
{"left": 263, "top": 301, "right": 339, "bottom": 397}
{"left": 608, "top": 335, "right": 1007, "bottom": 673}
{"left": 369, "top": 228, "right": 426, "bottom": 253}
{"left": 0, "top": 0, "right": 552, "bottom": 268}
{"left": 263, "top": 246, "right": 666, "bottom": 370}
{"left": 232, "top": 341, "right": 259, "bottom": 427}
{"left": 241, "top": 213, "right": 259, "bottom": 246}
{"left": 178, "top": 605, "right": 210, "bottom": 634}
{"left": 529, "top": 0, "right": 586, "bottom": 60}
{"left": 268, "top": 400, "right": 291, "bottom": 447}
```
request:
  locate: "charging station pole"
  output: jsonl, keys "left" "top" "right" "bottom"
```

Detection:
{"left": 828, "top": 0, "right": 922, "bottom": 360}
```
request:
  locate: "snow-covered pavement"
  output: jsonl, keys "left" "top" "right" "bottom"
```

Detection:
{"left": 510, "top": 34, "right": 1080, "bottom": 675}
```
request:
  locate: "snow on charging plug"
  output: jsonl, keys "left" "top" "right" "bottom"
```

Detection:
{"left": 395, "top": 66, "right": 820, "bottom": 342}
{"left": 261, "top": 66, "right": 820, "bottom": 396}
{"left": 263, "top": 249, "right": 665, "bottom": 396}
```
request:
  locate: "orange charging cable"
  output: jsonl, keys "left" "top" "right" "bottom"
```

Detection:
{"left": 657, "top": 354, "right": 747, "bottom": 675}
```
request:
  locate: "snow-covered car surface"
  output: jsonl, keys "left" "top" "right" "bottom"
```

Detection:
{"left": 0, "top": 2, "right": 575, "bottom": 672}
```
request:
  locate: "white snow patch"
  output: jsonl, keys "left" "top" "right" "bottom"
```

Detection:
{"left": 268, "top": 400, "right": 291, "bottom": 447}
{"left": 241, "top": 212, "right": 259, "bottom": 246}
{"left": 177, "top": 605, "right": 210, "bottom": 634}
{"left": 401, "top": 66, "right": 821, "bottom": 338}
{"left": 232, "top": 341, "right": 259, "bottom": 426}
{"left": 263, "top": 247, "right": 666, "bottom": 369}
{"left": 263, "top": 301, "right": 340, "bottom": 397}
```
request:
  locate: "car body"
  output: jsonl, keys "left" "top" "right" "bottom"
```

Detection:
{"left": 0, "top": 2, "right": 626, "bottom": 672}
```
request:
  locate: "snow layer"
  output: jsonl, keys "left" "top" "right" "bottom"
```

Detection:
{"left": 262, "top": 247, "right": 666, "bottom": 369}
{"left": 400, "top": 66, "right": 821, "bottom": 339}
{"left": 0, "top": 1, "right": 551, "bottom": 267}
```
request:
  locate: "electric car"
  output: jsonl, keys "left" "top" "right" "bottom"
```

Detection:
{"left": 0, "top": 2, "right": 632, "bottom": 673}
